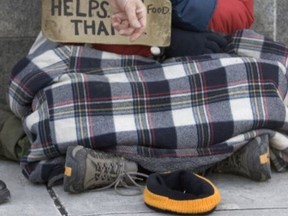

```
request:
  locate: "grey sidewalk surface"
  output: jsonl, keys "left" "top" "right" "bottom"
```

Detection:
{"left": 1, "top": 159, "right": 287, "bottom": 216}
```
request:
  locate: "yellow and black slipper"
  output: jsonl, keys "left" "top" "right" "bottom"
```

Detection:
{"left": 143, "top": 170, "right": 221, "bottom": 215}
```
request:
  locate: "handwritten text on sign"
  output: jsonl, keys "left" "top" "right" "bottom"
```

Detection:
{"left": 42, "top": 0, "right": 171, "bottom": 46}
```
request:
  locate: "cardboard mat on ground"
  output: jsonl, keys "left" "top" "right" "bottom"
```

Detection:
{"left": 42, "top": 0, "right": 171, "bottom": 47}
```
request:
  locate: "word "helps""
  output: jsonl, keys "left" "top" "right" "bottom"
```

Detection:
{"left": 50, "top": 0, "right": 115, "bottom": 36}
{"left": 51, "top": 0, "right": 109, "bottom": 18}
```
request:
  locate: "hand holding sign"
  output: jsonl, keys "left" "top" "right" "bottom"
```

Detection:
{"left": 42, "top": 0, "right": 171, "bottom": 47}
{"left": 110, "top": 0, "right": 147, "bottom": 41}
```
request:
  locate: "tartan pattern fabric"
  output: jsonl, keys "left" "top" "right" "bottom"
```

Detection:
{"left": 7, "top": 30, "right": 288, "bottom": 181}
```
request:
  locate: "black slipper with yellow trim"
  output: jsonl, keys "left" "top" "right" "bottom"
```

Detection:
{"left": 143, "top": 170, "right": 221, "bottom": 215}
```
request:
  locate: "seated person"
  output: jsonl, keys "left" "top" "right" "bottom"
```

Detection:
{"left": 3, "top": 0, "right": 273, "bottom": 194}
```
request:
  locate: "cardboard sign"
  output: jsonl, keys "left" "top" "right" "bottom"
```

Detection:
{"left": 42, "top": 0, "right": 171, "bottom": 46}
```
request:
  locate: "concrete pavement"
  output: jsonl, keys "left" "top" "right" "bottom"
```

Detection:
{"left": 1, "top": 159, "right": 287, "bottom": 216}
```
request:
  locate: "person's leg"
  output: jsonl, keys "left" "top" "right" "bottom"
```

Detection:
{"left": 0, "top": 102, "right": 30, "bottom": 161}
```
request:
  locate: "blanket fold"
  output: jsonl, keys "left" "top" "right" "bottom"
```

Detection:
{"left": 7, "top": 29, "right": 288, "bottom": 184}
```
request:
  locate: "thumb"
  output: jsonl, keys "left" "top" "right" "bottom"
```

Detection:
{"left": 125, "top": 4, "right": 142, "bottom": 28}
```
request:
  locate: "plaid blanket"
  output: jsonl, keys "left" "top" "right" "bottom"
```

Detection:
{"left": 8, "top": 30, "right": 288, "bottom": 184}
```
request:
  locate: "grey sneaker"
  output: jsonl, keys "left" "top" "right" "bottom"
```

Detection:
{"left": 0, "top": 180, "right": 10, "bottom": 204}
{"left": 213, "top": 135, "right": 271, "bottom": 181}
{"left": 64, "top": 145, "right": 147, "bottom": 194}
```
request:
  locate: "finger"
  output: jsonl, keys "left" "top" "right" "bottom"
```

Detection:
{"left": 113, "top": 21, "right": 131, "bottom": 33}
{"left": 119, "top": 28, "right": 136, "bottom": 36}
{"left": 129, "top": 27, "right": 145, "bottom": 41}
{"left": 112, "top": 22, "right": 129, "bottom": 32}
{"left": 111, "top": 13, "right": 127, "bottom": 27}
{"left": 118, "top": 20, "right": 129, "bottom": 28}
{"left": 125, "top": 4, "right": 142, "bottom": 28}
{"left": 114, "top": 21, "right": 132, "bottom": 34}
{"left": 136, "top": 8, "right": 147, "bottom": 29}
{"left": 128, "top": 9, "right": 147, "bottom": 41}
{"left": 111, "top": 12, "right": 128, "bottom": 21}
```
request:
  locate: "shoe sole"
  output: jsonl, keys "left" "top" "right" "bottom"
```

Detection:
{"left": 63, "top": 145, "right": 87, "bottom": 193}
{"left": 214, "top": 135, "right": 271, "bottom": 182}
{"left": 240, "top": 135, "right": 271, "bottom": 181}
{"left": 0, "top": 188, "right": 10, "bottom": 204}
{"left": 254, "top": 136, "right": 271, "bottom": 181}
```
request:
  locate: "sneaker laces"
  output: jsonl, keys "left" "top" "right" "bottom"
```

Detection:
{"left": 113, "top": 171, "right": 149, "bottom": 196}
{"left": 90, "top": 158, "right": 149, "bottom": 196}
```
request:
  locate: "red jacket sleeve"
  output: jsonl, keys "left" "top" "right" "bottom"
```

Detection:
{"left": 209, "top": 0, "right": 254, "bottom": 34}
